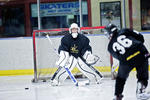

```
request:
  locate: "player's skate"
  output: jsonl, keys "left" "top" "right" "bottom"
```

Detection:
{"left": 113, "top": 94, "right": 123, "bottom": 100}
{"left": 50, "top": 79, "right": 59, "bottom": 86}
{"left": 136, "top": 82, "right": 150, "bottom": 100}
{"left": 137, "top": 93, "right": 150, "bottom": 100}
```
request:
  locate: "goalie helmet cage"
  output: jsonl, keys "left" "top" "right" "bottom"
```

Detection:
{"left": 32, "top": 26, "right": 116, "bottom": 83}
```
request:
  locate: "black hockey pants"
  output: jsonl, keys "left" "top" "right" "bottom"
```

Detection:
{"left": 115, "top": 59, "right": 149, "bottom": 96}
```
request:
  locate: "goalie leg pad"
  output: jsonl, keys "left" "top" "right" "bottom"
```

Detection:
{"left": 56, "top": 50, "right": 69, "bottom": 67}
{"left": 51, "top": 56, "right": 77, "bottom": 85}
{"left": 77, "top": 57, "right": 103, "bottom": 84}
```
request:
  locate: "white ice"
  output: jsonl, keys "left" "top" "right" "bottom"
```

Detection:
{"left": 0, "top": 72, "right": 150, "bottom": 100}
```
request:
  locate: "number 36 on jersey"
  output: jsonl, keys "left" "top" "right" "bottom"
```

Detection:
{"left": 112, "top": 35, "right": 132, "bottom": 54}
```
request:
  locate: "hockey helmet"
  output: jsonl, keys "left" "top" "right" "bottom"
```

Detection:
{"left": 69, "top": 23, "right": 80, "bottom": 34}
{"left": 104, "top": 24, "right": 118, "bottom": 37}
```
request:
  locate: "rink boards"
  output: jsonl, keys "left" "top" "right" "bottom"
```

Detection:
{"left": 0, "top": 33, "right": 149, "bottom": 76}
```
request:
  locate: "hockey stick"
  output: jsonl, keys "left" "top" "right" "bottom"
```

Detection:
{"left": 111, "top": 64, "right": 118, "bottom": 73}
{"left": 110, "top": 56, "right": 119, "bottom": 79}
{"left": 45, "top": 34, "right": 89, "bottom": 86}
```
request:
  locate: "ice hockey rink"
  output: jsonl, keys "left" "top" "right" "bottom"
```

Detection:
{"left": 0, "top": 72, "right": 150, "bottom": 100}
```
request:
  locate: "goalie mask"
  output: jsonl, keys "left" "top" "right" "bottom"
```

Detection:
{"left": 69, "top": 23, "right": 80, "bottom": 38}
{"left": 104, "top": 24, "right": 118, "bottom": 38}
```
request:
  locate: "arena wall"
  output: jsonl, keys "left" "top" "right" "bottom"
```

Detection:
{"left": 0, "top": 33, "right": 149, "bottom": 76}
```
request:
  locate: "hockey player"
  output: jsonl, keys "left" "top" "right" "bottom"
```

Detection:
{"left": 104, "top": 24, "right": 150, "bottom": 100}
{"left": 51, "top": 23, "right": 103, "bottom": 86}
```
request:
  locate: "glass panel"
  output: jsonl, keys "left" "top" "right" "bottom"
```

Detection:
{"left": 141, "top": 0, "right": 150, "bottom": 30}
{"left": 31, "top": 1, "right": 88, "bottom": 30}
{"left": 1, "top": 7, "right": 25, "bottom": 37}
{"left": 100, "top": 2, "right": 121, "bottom": 29}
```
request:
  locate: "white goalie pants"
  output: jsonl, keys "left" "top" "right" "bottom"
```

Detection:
{"left": 51, "top": 56, "right": 102, "bottom": 84}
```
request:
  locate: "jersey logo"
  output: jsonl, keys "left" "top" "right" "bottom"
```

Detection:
{"left": 70, "top": 44, "right": 79, "bottom": 54}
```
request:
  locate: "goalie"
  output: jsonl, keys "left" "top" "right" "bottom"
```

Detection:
{"left": 51, "top": 23, "right": 103, "bottom": 86}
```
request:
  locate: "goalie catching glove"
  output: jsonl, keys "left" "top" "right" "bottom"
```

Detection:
{"left": 83, "top": 51, "right": 100, "bottom": 65}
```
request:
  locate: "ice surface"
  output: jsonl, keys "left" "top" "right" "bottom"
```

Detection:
{"left": 0, "top": 72, "right": 150, "bottom": 100}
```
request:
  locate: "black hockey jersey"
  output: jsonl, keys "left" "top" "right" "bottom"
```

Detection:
{"left": 58, "top": 33, "right": 92, "bottom": 58}
{"left": 108, "top": 29, "right": 148, "bottom": 64}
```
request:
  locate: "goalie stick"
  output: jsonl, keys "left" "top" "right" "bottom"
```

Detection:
{"left": 45, "top": 34, "right": 89, "bottom": 86}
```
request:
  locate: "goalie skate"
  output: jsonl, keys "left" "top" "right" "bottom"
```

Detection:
{"left": 50, "top": 79, "right": 59, "bottom": 86}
